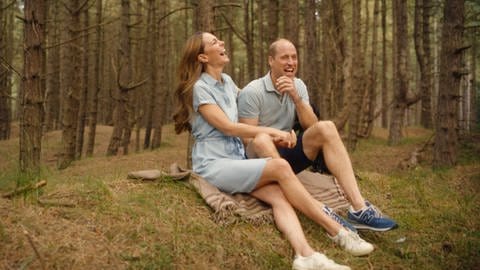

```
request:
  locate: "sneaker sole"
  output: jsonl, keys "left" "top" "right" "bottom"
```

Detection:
{"left": 348, "top": 221, "right": 399, "bottom": 232}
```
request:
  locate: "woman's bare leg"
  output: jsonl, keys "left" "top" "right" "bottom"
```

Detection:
{"left": 251, "top": 184, "right": 315, "bottom": 257}
{"left": 255, "top": 158, "right": 341, "bottom": 236}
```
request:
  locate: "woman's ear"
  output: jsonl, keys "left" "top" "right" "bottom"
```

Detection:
{"left": 198, "top": 54, "right": 208, "bottom": 63}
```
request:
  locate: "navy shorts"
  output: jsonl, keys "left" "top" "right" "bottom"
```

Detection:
{"left": 277, "top": 132, "right": 330, "bottom": 174}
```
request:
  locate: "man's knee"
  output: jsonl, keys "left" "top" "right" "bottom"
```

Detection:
{"left": 311, "top": 120, "right": 339, "bottom": 140}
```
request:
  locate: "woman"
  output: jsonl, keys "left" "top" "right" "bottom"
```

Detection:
{"left": 173, "top": 32, "right": 373, "bottom": 270}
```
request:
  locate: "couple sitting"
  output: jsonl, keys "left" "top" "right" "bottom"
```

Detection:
{"left": 173, "top": 32, "right": 397, "bottom": 270}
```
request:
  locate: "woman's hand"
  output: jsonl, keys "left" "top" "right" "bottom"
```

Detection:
{"left": 273, "top": 130, "right": 297, "bottom": 149}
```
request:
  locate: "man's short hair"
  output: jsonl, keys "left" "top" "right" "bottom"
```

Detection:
{"left": 268, "top": 38, "right": 294, "bottom": 57}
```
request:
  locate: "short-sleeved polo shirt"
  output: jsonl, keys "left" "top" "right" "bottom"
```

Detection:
{"left": 238, "top": 72, "right": 310, "bottom": 132}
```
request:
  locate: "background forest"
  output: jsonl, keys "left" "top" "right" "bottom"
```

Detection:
{"left": 0, "top": 0, "right": 479, "bottom": 269}
{"left": 0, "top": 0, "right": 479, "bottom": 171}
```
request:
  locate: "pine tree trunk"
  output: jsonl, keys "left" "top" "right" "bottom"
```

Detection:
{"left": 196, "top": 0, "right": 214, "bottom": 32}
{"left": 107, "top": 0, "right": 133, "bottom": 156}
{"left": 20, "top": 0, "right": 45, "bottom": 173}
{"left": 58, "top": 0, "right": 82, "bottom": 169}
{"left": 151, "top": 0, "right": 170, "bottom": 149}
{"left": 143, "top": 0, "right": 156, "bottom": 149}
{"left": 381, "top": 0, "right": 389, "bottom": 128}
{"left": 44, "top": 0, "right": 61, "bottom": 132}
{"left": 86, "top": 0, "right": 102, "bottom": 157}
{"left": 388, "top": 0, "right": 409, "bottom": 145}
{"left": 415, "top": 0, "right": 433, "bottom": 129}
{"left": 347, "top": 0, "right": 362, "bottom": 152}
{"left": 0, "top": 2, "right": 12, "bottom": 140}
{"left": 433, "top": 0, "right": 465, "bottom": 167}
{"left": 282, "top": 1, "right": 299, "bottom": 47}
{"left": 304, "top": 0, "right": 319, "bottom": 111}
{"left": 75, "top": 8, "right": 90, "bottom": 159}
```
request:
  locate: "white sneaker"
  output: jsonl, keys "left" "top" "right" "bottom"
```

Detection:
{"left": 292, "top": 252, "right": 351, "bottom": 270}
{"left": 330, "top": 228, "right": 374, "bottom": 256}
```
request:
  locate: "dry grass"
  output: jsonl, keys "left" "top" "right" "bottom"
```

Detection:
{"left": 0, "top": 124, "right": 479, "bottom": 269}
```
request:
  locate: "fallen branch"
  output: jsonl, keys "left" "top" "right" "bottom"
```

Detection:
{"left": 22, "top": 225, "right": 46, "bottom": 270}
{"left": 37, "top": 199, "right": 76, "bottom": 208}
{"left": 2, "top": 180, "right": 47, "bottom": 199}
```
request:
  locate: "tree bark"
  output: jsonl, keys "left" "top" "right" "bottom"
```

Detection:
{"left": 303, "top": 0, "right": 319, "bottom": 112}
{"left": 381, "top": 0, "right": 389, "bottom": 128}
{"left": 347, "top": 0, "right": 362, "bottom": 152}
{"left": 58, "top": 0, "right": 83, "bottom": 169}
{"left": 415, "top": 0, "right": 433, "bottom": 129}
{"left": 75, "top": 7, "right": 90, "bottom": 158}
{"left": 196, "top": 0, "right": 214, "bottom": 32}
{"left": 20, "top": 0, "right": 46, "bottom": 173}
{"left": 433, "top": 0, "right": 465, "bottom": 167}
{"left": 86, "top": 0, "right": 103, "bottom": 157}
{"left": 0, "top": 2, "right": 12, "bottom": 140}
{"left": 107, "top": 0, "right": 134, "bottom": 156}
{"left": 44, "top": 0, "right": 61, "bottom": 132}
{"left": 388, "top": 0, "right": 409, "bottom": 145}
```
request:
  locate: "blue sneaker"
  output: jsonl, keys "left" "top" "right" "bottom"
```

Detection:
{"left": 347, "top": 201, "right": 398, "bottom": 231}
{"left": 323, "top": 206, "right": 357, "bottom": 233}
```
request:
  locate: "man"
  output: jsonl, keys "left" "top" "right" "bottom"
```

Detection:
{"left": 238, "top": 38, "right": 397, "bottom": 232}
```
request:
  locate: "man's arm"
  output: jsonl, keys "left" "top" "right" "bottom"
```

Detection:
{"left": 294, "top": 99, "right": 318, "bottom": 130}
{"left": 275, "top": 76, "right": 317, "bottom": 130}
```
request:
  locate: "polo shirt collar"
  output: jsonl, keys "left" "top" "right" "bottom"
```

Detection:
{"left": 263, "top": 71, "right": 280, "bottom": 94}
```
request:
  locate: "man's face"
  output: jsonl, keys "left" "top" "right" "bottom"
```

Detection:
{"left": 268, "top": 41, "right": 298, "bottom": 80}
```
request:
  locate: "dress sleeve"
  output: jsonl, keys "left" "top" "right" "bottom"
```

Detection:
{"left": 193, "top": 82, "right": 217, "bottom": 112}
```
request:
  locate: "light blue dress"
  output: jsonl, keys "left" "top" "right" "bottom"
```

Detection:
{"left": 191, "top": 73, "right": 267, "bottom": 194}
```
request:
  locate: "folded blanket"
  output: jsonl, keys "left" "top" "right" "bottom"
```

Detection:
{"left": 128, "top": 163, "right": 350, "bottom": 225}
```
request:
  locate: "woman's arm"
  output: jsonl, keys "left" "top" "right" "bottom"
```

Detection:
{"left": 198, "top": 104, "right": 296, "bottom": 147}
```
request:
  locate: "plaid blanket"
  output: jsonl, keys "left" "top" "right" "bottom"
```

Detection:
{"left": 128, "top": 163, "right": 350, "bottom": 225}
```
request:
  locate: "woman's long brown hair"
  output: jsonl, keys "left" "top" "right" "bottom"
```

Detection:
{"left": 173, "top": 32, "right": 205, "bottom": 134}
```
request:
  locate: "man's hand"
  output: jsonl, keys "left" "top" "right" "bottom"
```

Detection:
{"left": 275, "top": 76, "right": 301, "bottom": 104}
{"left": 273, "top": 130, "right": 297, "bottom": 149}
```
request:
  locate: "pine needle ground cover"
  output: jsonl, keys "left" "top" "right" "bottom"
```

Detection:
{"left": 0, "top": 125, "right": 478, "bottom": 269}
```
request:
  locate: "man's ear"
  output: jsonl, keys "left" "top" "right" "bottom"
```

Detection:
{"left": 268, "top": 56, "right": 273, "bottom": 67}
{"left": 198, "top": 54, "right": 208, "bottom": 63}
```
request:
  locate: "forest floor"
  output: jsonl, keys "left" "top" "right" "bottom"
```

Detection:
{"left": 0, "top": 124, "right": 479, "bottom": 270}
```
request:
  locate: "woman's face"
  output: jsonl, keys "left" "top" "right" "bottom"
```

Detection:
{"left": 199, "top": 33, "right": 229, "bottom": 66}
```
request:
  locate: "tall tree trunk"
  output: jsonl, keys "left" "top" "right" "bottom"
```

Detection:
{"left": 76, "top": 7, "right": 90, "bottom": 158}
{"left": 433, "top": 0, "right": 465, "bottom": 167}
{"left": 265, "top": 0, "right": 279, "bottom": 45}
{"left": 143, "top": 0, "right": 156, "bottom": 149}
{"left": 86, "top": 0, "right": 102, "bottom": 157}
{"left": 282, "top": 1, "right": 299, "bottom": 47}
{"left": 415, "top": 0, "right": 433, "bottom": 129}
{"left": 381, "top": 0, "right": 389, "bottom": 128}
{"left": 151, "top": 0, "right": 169, "bottom": 149}
{"left": 470, "top": 29, "right": 477, "bottom": 129}
{"left": 361, "top": 0, "right": 380, "bottom": 137}
{"left": 58, "top": 0, "right": 83, "bottom": 169}
{"left": 44, "top": 0, "right": 60, "bottom": 132}
{"left": 0, "top": 2, "right": 12, "bottom": 140}
{"left": 196, "top": 0, "right": 214, "bottom": 32}
{"left": 244, "top": 0, "right": 254, "bottom": 82}
{"left": 303, "top": 0, "right": 319, "bottom": 111}
{"left": 388, "top": 0, "right": 409, "bottom": 145}
{"left": 107, "top": 0, "right": 134, "bottom": 156}
{"left": 20, "top": 0, "right": 45, "bottom": 173}
{"left": 347, "top": 0, "right": 362, "bottom": 152}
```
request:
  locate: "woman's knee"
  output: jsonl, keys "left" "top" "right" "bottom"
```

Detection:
{"left": 268, "top": 158, "right": 294, "bottom": 178}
